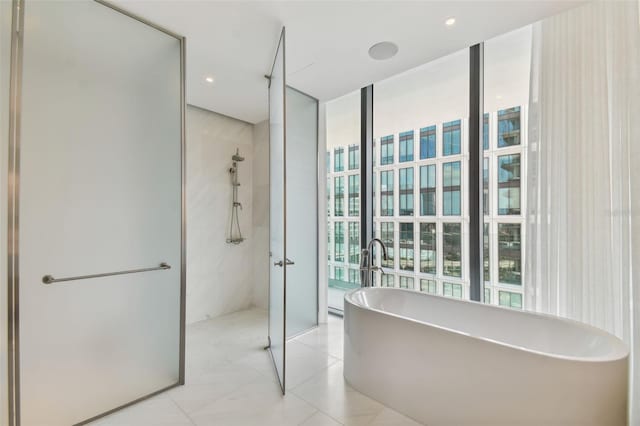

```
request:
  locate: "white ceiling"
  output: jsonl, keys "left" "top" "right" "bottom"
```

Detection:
{"left": 113, "top": 0, "right": 584, "bottom": 124}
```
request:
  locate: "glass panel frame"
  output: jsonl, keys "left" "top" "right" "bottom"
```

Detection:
{"left": 268, "top": 27, "right": 287, "bottom": 393}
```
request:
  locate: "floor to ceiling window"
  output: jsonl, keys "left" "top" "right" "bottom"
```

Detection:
{"left": 483, "top": 25, "right": 530, "bottom": 308}
{"left": 372, "top": 48, "right": 470, "bottom": 299}
{"left": 325, "top": 25, "right": 531, "bottom": 312}
{"left": 326, "top": 90, "right": 360, "bottom": 311}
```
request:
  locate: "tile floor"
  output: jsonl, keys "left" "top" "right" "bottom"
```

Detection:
{"left": 90, "top": 308, "right": 422, "bottom": 426}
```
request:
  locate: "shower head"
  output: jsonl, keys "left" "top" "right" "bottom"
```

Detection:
{"left": 232, "top": 148, "right": 244, "bottom": 162}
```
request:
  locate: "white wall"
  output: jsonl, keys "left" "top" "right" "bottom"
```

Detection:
{"left": 186, "top": 105, "right": 255, "bottom": 323}
{"left": 251, "top": 120, "right": 269, "bottom": 310}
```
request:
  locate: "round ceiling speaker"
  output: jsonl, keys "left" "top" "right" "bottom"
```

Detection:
{"left": 368, "top": 41, "right": 399, "bottom": 60}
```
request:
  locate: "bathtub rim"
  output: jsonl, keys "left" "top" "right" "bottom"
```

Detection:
{"left": 344, "top": 287, "right": 629, "bottom": 363}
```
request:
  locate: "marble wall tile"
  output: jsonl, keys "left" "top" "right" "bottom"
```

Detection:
{"left": 186, "top": 105, "right": 255, "bottom": 324}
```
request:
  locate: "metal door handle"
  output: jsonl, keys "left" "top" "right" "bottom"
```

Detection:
{"left": 273, "top": 258, "right": 295, "bottom": 267}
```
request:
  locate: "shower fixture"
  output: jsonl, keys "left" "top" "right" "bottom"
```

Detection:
{"left": 227, "top": 148, "right": 245, "bottom": 244}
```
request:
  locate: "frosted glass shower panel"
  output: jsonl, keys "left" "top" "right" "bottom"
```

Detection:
{"left": 286, "top": 87, "right": 319, "bottom": 337}
{"left": 268, "top": 28, "right": 287, "bottom": 392}
{"left": 18, "top": 1, "right": 182, "bottom": 424}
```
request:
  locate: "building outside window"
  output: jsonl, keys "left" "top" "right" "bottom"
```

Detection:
{"left": 498, "top": 223, "right": 521, "bottom": 285}
{"left": 399, "top": 223, "right": 414, "bottom": 271}
{"left": 349, "top": 268, "right": 359, "bottom": 284}
{"left": 372, "top": 172, "right": 376, "bottom": 217}
{"left": 326, "top": 31, "right": 529, "bottom": 312}
{"left": 420, "top": 165, "right": 436, "bottom": 216}
{"left": 497, "top": 107, "right": 521, "bottom": 147}
{"left": 484, "top": 223, "right": 490, "bottom": 282}
{"left": 420, "top": 278, "right": 437, "bottom": 294}
{"left": 328, "top": 104, "right": 526, "bottom": 309}
{"left": 420, "top": 125, "right": 436, "bottom": 159}
{"left": 348, "top": 222, "right": 360, "bottom": 265}
{"left": 399, "top": 131, "right": 414, "bottom": 162}
{"left": 443, "top": 223, "right": 462, "bottom": 277}
{"left": 498, "top": 154, "right": 521, "bottom": 215}
{"left": 443, "top": 119, "right": 461, "bottom": 156}
{"left": 334, "top": 176, "right": 344, "bottom": 216}
{"left": 326, "top": 177, "right": 331, "bottom": 217}
{"left": 380, "top": 170, "right": 394, "bottom": 216}
{"left": 327, "top": 221, "right": 332, "bottom": 260}
{"left": 399, "top": 167, "right": 414, "bottom": 216}
{"left": 380, "top": 135, "right": 394, "bottom": 165}
{"left": 499, "top": 290, "right": 522, "bottom": 309}
{"left": 483, "top": 113, "right": 489, "bottom": 150}
{"left": 326, "top": 151, "right": 331, "bottom": 173}
{"left": 482, "top": 26, "right": 530, "bottom": 308}
{"left": 483, "top": 158, "right": 489, "bottom": 215}
{"left": 372, "top": 140, "right": 376, "bottom": 166}
{"left": 381, "top": 274, "right": 395, "bottom": 287}
{"left": 326, "top": 89, "right": 361, "bottom": 312}
{"left": 334, "top": 147, "right": 344, "bottom": 172}
{"left": 348, "top": 144, "right": 359, "bottom": 170}
{"left": 334, "top": 222, "right": 344, "bottom": 262}
{"left": 420, "top": 223, "right": 436, "bottom": 274}
{"left": 372, "top": 48, "right": 469, "bottom": 302}
{"left": 381, "top": 222, "right": 394, "bottom": 268}
{"left": 443, "top": 161, "right": 461, "bottom": 216}
{"left": 443, "top": 282, "right": 463, "bottom": 298}
{"left": 348, "top": 174, "right": 359, "bottom": 216}
{"left": 399, "top": 276, "right": 414, "bottom": 289}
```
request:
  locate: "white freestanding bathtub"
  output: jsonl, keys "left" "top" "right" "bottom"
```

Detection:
{"left": 344, "top": 287, "right": 629, "bottom": 426}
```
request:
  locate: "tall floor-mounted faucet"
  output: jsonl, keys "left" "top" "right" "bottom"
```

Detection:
{"left": 359, "top": 238, "right": 388, "bottom": 287}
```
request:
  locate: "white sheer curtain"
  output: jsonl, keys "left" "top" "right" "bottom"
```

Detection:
{"left": 526, "top": 1, "right": 640, "bottom": 422}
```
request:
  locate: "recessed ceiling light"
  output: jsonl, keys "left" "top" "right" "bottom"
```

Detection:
{"left": 205, "top": 76, "right": 214, "bottom": 83}
{"left": 445, "top": 17, "right": 456, "bottom": 26}
{"left": 368, "top": 41, "right": 399, "bottom": 61}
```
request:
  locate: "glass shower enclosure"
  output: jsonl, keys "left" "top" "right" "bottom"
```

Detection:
{"left": 268, "top": 27, "right": 287, "bottom": 392}
{"left": 268, "top": 28, "right": 320, "bottom": 393}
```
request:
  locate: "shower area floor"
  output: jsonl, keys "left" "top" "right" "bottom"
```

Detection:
{"left": 89, "top": 308, "right": 420, "bottom": 425}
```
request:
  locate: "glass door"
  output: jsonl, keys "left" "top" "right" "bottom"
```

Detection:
{"left": 15, "top": 1, "right": 184, "bottom": 425}
{"left": 268, "top": 27, "right": 287, "bottom": 393}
